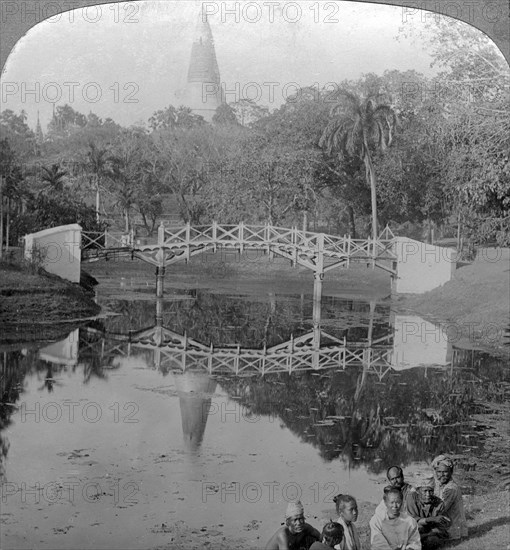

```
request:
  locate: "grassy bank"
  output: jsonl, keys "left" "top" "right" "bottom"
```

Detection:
{"left": 394, "top": 248, "right": 510, "bottom": 356}
{"left": 0, "top": 259, "right": 100, "bottom": 344}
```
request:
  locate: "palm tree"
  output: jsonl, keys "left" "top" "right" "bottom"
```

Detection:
{"left": 41, "top": 163, "right": 68, "bottom": 193}
{"left": 84, "top": 143, "right": 112, "bottom": 222}
{"left": 319, "top": 91, "right": 397, "bottom": 242}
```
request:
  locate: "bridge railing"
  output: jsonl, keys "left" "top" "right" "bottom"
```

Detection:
{"left": 82, "top": 231, "right": 106, "bottom": 250}
{"left": 159, "top": 223, "right": 396, "bottom": 260}
{"left": 82, "top": 229, "right": 134, "bottom": 251}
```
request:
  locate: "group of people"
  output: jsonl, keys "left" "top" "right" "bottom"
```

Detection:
{"left": 265, "top": 454, "right": 467, "bottom": 550}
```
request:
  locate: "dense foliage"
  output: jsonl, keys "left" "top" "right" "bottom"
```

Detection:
{"left": 1, "top": 18, "right": 508, "bottom": 249}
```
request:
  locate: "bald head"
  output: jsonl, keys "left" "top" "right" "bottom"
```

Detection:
{"left": 387, "top": 466, "right": 405, "bottom": 489}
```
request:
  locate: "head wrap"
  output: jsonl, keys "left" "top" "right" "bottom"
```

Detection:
{"left": 286, "top": 501, "right": 304, "bottom": 519}
{"left": 414, "top": 471, "right": 436, "bottom": 489}
{"left": 431, "top": 454, "right": 454, "bottom": 471}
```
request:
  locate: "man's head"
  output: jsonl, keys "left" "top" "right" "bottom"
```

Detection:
{"left": 321, "top": 522, "right": 344, "bottom": 547}
{"left": 386, "top": 466, "right": 405, "bottom": 489}
{"left": 383, "top": 486, "right": 403, "bottom": 519}
{"left": 432, "top": 455, "right": 454, "bottom": 485}
{"left": 417, "top": 486, "right": 434, "bottom": 504}
{"left": 415, "top": 471, "right": 435, "bottom": 503}
{"left": 285, "top": 501, "right": 305, "bottom": 534}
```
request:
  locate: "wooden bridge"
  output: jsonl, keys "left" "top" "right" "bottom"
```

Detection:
{"left": 82, "top": 222, "right": 397, "bottom": 277}
{"left": 84, "top": 325, "right": 394, "bottom": 379}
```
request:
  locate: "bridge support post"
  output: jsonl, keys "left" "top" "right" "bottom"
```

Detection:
{"left": 156, "top": 266, "right": 165, "bottom": 298}
{"left": 154, "top": 294, "right": 164, "bottom": 346}
{"left": 315, "top": 233, "right": 325, "bottom": 279}
{"left": 239, "top": 221, "right": 244, "bottom": 253}
{"left": 212, "top": 221, "right": 218, "bottom": 252}
{"left": 185, "top": 222, "right": 191, "bottom": 263}
{"left": 292, "top": 226, "right": 298, "bottom": 267}
{"left": 312, "top": 273, "right": 323, "bottom": 369}
{"left": 158, "top": 222, "right": 165, "bottom": 245}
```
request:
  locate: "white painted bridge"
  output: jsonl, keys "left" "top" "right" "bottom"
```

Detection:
{"left": 22, "top": 222, "right": 456, "bottom": 294}
{"left": 82, "top": 222, "right": 398, "bottom": 277}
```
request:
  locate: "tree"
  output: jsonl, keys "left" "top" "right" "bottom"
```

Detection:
{"left": 0, "top": 109, "right": 37, "bottom": 160}
{"left": 0, "top": 138, "right": 25, "bottom": 251}
{"left": 40, "top": 163, "right": 68, "bottom": 194}
{"left": 398, "top": 16, "right": 510, "bottom": 246}
{"left": 47, "top": 104, "right": 87, "bottom": 136}
{"left": 108, "top": 130, "right": 141, "bottom": 232}
{"left": 319, "top": 91, "right": 398, "bottom": 241}
{"left": 83, "top": 143, "right": 113, "bottom": 222}
{"left": 148, "top": 105, "right": 205, "bottom": 132}
{"left": 152, "top": 124, "right": 233, "bottom": 224}
{"left": 131, "top": 136, "right": 166, "bottom": 235}
{"left": 106, "top": 129, "right": 167, "bottom": 234}
{"left": 229, "top": 99, "right": 270, "bottom": 127}
{"left": 212, "top": 103, "right": 238, "bottom": 126}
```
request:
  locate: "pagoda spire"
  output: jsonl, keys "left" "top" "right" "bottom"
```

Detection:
{"left": 184, "top": 11, "right": 223, "bottom": 121}
{"left": 35, "top": 111, "right": 44, "bottom": 144}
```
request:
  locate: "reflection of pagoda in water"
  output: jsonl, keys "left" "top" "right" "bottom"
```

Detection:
{"left": 71, "top": 276, "right": 473, "bottom": 462}
{"left": 173, "top": 370, "right": 217, "bottom": 451}
{"left": 1, "top": 285, "right": 508, "bottom": 471}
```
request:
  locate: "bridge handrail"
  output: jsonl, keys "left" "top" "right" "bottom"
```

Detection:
{"left": 159, "top": 223, "right": 396, "bottom": 259}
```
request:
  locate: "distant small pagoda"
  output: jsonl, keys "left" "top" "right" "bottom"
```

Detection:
{"left": 35, "top": 111, "right": 44, "bottom": 144}
{"left": 184, "top": 12, "right": 223, "bottom": 122}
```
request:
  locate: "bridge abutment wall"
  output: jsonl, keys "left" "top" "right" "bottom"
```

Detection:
{"left": 24, "top": 224, "right": 82, "bottom": 283}
{"left": 392, "top": 237, "right": 456, "bottom": 294}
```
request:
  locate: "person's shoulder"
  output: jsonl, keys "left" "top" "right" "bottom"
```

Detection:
{"left": 265, "top": 526, "right": 287, "bottom": 550}
{"left": 443, "top": 479, "right": 461, "bottom": 493}
{"left": 406, "top": 489, "right": 419, "bottom": 501}
{"left": 272, "top": 525, "right": 288, "bottom": 542}
{"left": 374, "top": 500, "right": 386, "bottom": 517}
{"left": 309, "top": 542, "right": 330, "bottom": 550}
{"left": 370, "top": 511, "right": 384, "bottom": 526}
{"left": 403, "top": 514, "right": 418, "bottom": 528}
{"left": 278, "top": 525, "right": 289, "bottom": 536}
{"left": 304, "top": 523, "right": 321, "bottom": 539}
{"left": 336, "top": 516, "right": 346, "bottom": 528}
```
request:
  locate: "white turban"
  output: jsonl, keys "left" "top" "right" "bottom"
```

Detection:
{"left": 286, "top": 501, "right": 304, "bottom": 519}
{"left": 432, "top": 454, "right": 454, "bottom": 471}
{"left": 414, "top": 471, "right": 436, "bottom": 489}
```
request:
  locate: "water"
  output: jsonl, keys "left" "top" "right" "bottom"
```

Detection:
{"left": 1, "top": 264, "right": 508, "bottom": 549}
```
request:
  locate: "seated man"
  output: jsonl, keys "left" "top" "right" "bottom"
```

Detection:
{"left": 374, "top": 466, "right": 414, "bottom": 517}
{"left": 406, "top": 472, "right": 450, "bottom": 549}
{"left": 265, "top": 501, "right": 321, "bottom": 550}
{"left": 310, "top": 522, "right": 344, "bottom": 549}
{"left": 369, "top": 487, "right": 421, "bottom": 550}
{"left": 432, "top": 454, "right": 468, "bottom": 541}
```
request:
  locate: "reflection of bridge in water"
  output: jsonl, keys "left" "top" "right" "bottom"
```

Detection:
{"left": 85, "top": 325, "right": 394, "bottom": 378}
{"left": 81, "top": 276, "right": 456, "bottom": 380}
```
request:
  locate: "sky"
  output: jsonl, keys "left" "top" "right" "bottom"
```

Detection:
{"left": 0, "top": 0, "right": 440, "bottom": 131}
